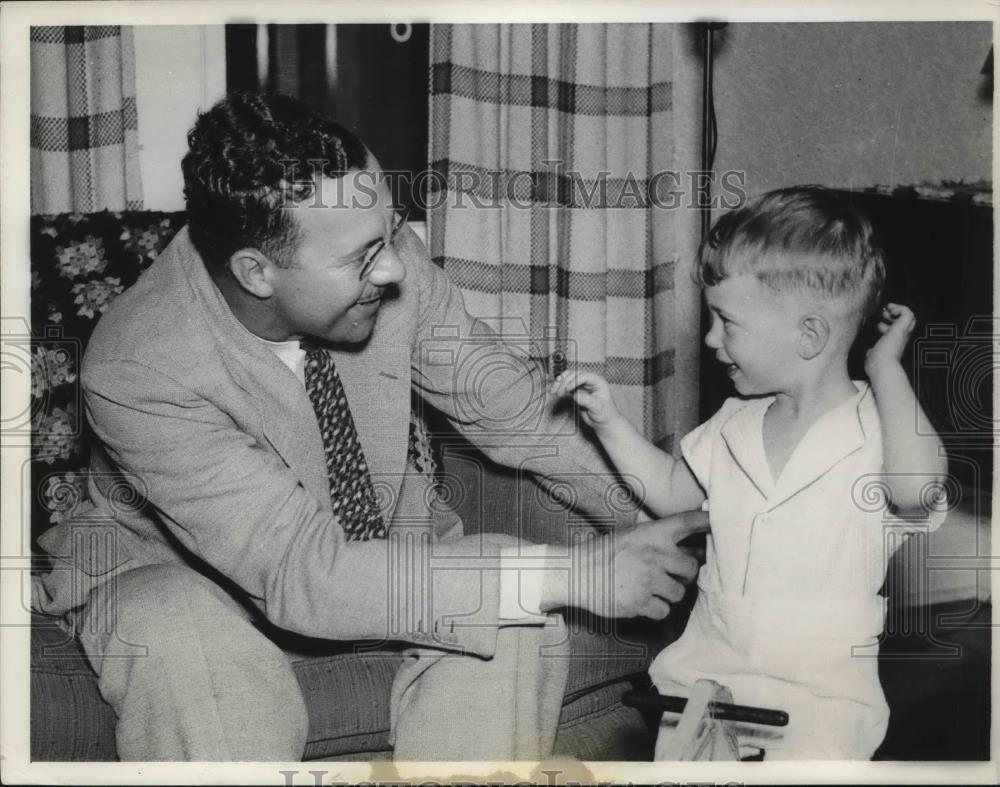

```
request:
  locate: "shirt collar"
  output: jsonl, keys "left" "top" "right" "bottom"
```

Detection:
{"left": 720, "top": 381, "right": 874, "bottom": 505}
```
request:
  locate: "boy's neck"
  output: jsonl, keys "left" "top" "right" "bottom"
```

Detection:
{"left": 770, "top": 363, "right": 857, "bottom": 424}
{"left": 763, "top": 363, "right": 857, "bottom": 481}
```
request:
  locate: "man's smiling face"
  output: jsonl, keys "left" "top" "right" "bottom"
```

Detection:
{"left": 267, "top": 167, "right": 407, "bottom": 345}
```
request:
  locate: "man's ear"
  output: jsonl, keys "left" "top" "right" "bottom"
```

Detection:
{"left": 227, "top": 248, "right": 276, "bottom": 298}
{"left": 797, "top": 313, "right": 830, "bottom": 360}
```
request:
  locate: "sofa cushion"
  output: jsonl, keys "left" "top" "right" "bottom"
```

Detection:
{"left": 31, "top": 610, "right": 669, "bottom": 761}
{"left": 30, "top": 211, "right": 187, "bottom": 549}
{"left": 553, "top": 683, "right": 652, "bottom": 760}
{"left": 30, "top": 616, "right": 118, "bottom": 760}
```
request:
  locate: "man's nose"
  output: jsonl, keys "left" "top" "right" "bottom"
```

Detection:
{"left": 368, "top": 245, "right": 406, "bottom": 286}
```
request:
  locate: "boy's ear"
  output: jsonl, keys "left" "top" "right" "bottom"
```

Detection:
{"left": 797, "top": 313, "right": 830, "bottom": 360}
{"left": 227, "top": 248, "right": 276, "bottom": 298}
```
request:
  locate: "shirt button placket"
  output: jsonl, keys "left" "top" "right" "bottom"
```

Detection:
{"left": 743, "top": 510, "right": 770, "bottom": 594}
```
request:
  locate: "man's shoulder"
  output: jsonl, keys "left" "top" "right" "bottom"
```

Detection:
{"left": 84, "top": 228, "right": 208, "bottom": 371}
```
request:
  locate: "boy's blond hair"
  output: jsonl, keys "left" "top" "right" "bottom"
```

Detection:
{"left": 698, "top": 186, "right": 885, "bottom": 330}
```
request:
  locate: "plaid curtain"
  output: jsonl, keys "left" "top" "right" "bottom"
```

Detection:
{"left": 30, "top": 26, "right": 143, "bottom": 214}
{"left": 429, "top": 24, "right": 699, "bottom": 449}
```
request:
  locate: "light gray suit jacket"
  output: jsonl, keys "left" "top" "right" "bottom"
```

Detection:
{"left": 35, "top": 224, "right": 628, "bottom": 658}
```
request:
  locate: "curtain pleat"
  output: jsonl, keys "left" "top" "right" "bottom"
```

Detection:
{"left": 30, "top": 26, "right": 143, "bottom": 214}
{"left": 428, "top": 23, "right": 699, "bottom": 450}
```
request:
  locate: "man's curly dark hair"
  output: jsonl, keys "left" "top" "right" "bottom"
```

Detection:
{"left": 182, "top": 92, "right": 368, "bottom": 269}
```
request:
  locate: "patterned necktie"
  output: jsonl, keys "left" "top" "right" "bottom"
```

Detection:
{"left": 303, "top": 343, "right": 386, "bottom": 541}
{"left": 407, "top": 402, "right": 441, "bottom": 482}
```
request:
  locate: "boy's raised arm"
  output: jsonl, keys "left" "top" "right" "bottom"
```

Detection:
{"left": 865, "top": 303, "right": 948, "bottom": 514}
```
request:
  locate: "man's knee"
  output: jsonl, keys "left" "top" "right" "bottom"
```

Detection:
{"left": 78, "top": 564, "right": 243, "bottom": 655}
{"left": 78, "top": 564, "right": 309, "bottom": 759}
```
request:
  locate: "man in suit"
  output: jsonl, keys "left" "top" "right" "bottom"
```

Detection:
{"left": 32, "top": 92, "right": 702, "bottom": 761}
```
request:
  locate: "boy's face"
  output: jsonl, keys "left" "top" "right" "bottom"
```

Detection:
{"left": 703, "top": 274, "right": 804, "bottom": 396}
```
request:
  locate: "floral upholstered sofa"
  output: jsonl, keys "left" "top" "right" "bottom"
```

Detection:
{"left": 28, "top": 210, "right": 680, "bottom": 761}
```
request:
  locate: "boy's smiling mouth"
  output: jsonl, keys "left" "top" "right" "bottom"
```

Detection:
{"left": 717, "top": 355, "right": 739, "bottom": 376}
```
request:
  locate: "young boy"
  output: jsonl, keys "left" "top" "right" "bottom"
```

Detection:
{"left": 551, "top": 187, "right": 948, "bottom": 760}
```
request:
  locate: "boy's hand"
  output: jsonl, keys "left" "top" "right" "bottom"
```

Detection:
{"left": 550, "top": 369, "right": 623, "bottom": 434}
{"left": 866, "top": 302, "right": 917, "bottom": 376}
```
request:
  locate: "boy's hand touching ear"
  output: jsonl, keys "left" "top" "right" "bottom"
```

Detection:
{"left": 866, "top": 302, "right": 916, "bottom": 375}
{"left": 550, "top": 369, "right": 623, "bottom": 434}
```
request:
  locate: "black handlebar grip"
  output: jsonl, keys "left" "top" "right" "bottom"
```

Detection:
{"left": 623, "top": 689, "right": 789, "bottom": 727}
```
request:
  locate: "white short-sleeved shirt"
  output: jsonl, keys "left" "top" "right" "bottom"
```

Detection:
{"left": 650, "top": 382, "right": 945, "bottom": 758}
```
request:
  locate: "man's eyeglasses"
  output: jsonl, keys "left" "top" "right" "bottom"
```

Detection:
{"left": 358, "top": 208, "right": 409, "bottom": 280}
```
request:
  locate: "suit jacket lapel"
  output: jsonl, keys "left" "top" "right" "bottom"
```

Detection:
{"left": 175, "top": 229, "right": 414, "bottom": 517}
{"left": 176, "top": 231, "right": 333, "bottom": 508}
{"left": 333, "top": 340, "right": 412, "bottom": 513}
{"left": 252, "top": 360, "right": 333, "bottom": 509}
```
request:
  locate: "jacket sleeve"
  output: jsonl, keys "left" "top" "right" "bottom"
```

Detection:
{"left": 399, "top": 229, "right": 639, "bottom": 529}
{"left": 81, "top": 357, "right": 504, "bottom": 654}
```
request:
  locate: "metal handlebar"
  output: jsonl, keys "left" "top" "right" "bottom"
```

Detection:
{"left": 623, "top": 689, "right": 789, "bottom": 727}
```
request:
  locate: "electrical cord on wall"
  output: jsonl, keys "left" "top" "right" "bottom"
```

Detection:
{"left": 699, "top": 21, "right": 727, "bottom": 239}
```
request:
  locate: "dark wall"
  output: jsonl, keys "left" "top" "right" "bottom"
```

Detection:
{"left": 225, "top": 23, "right": 431, "bottom": 221}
